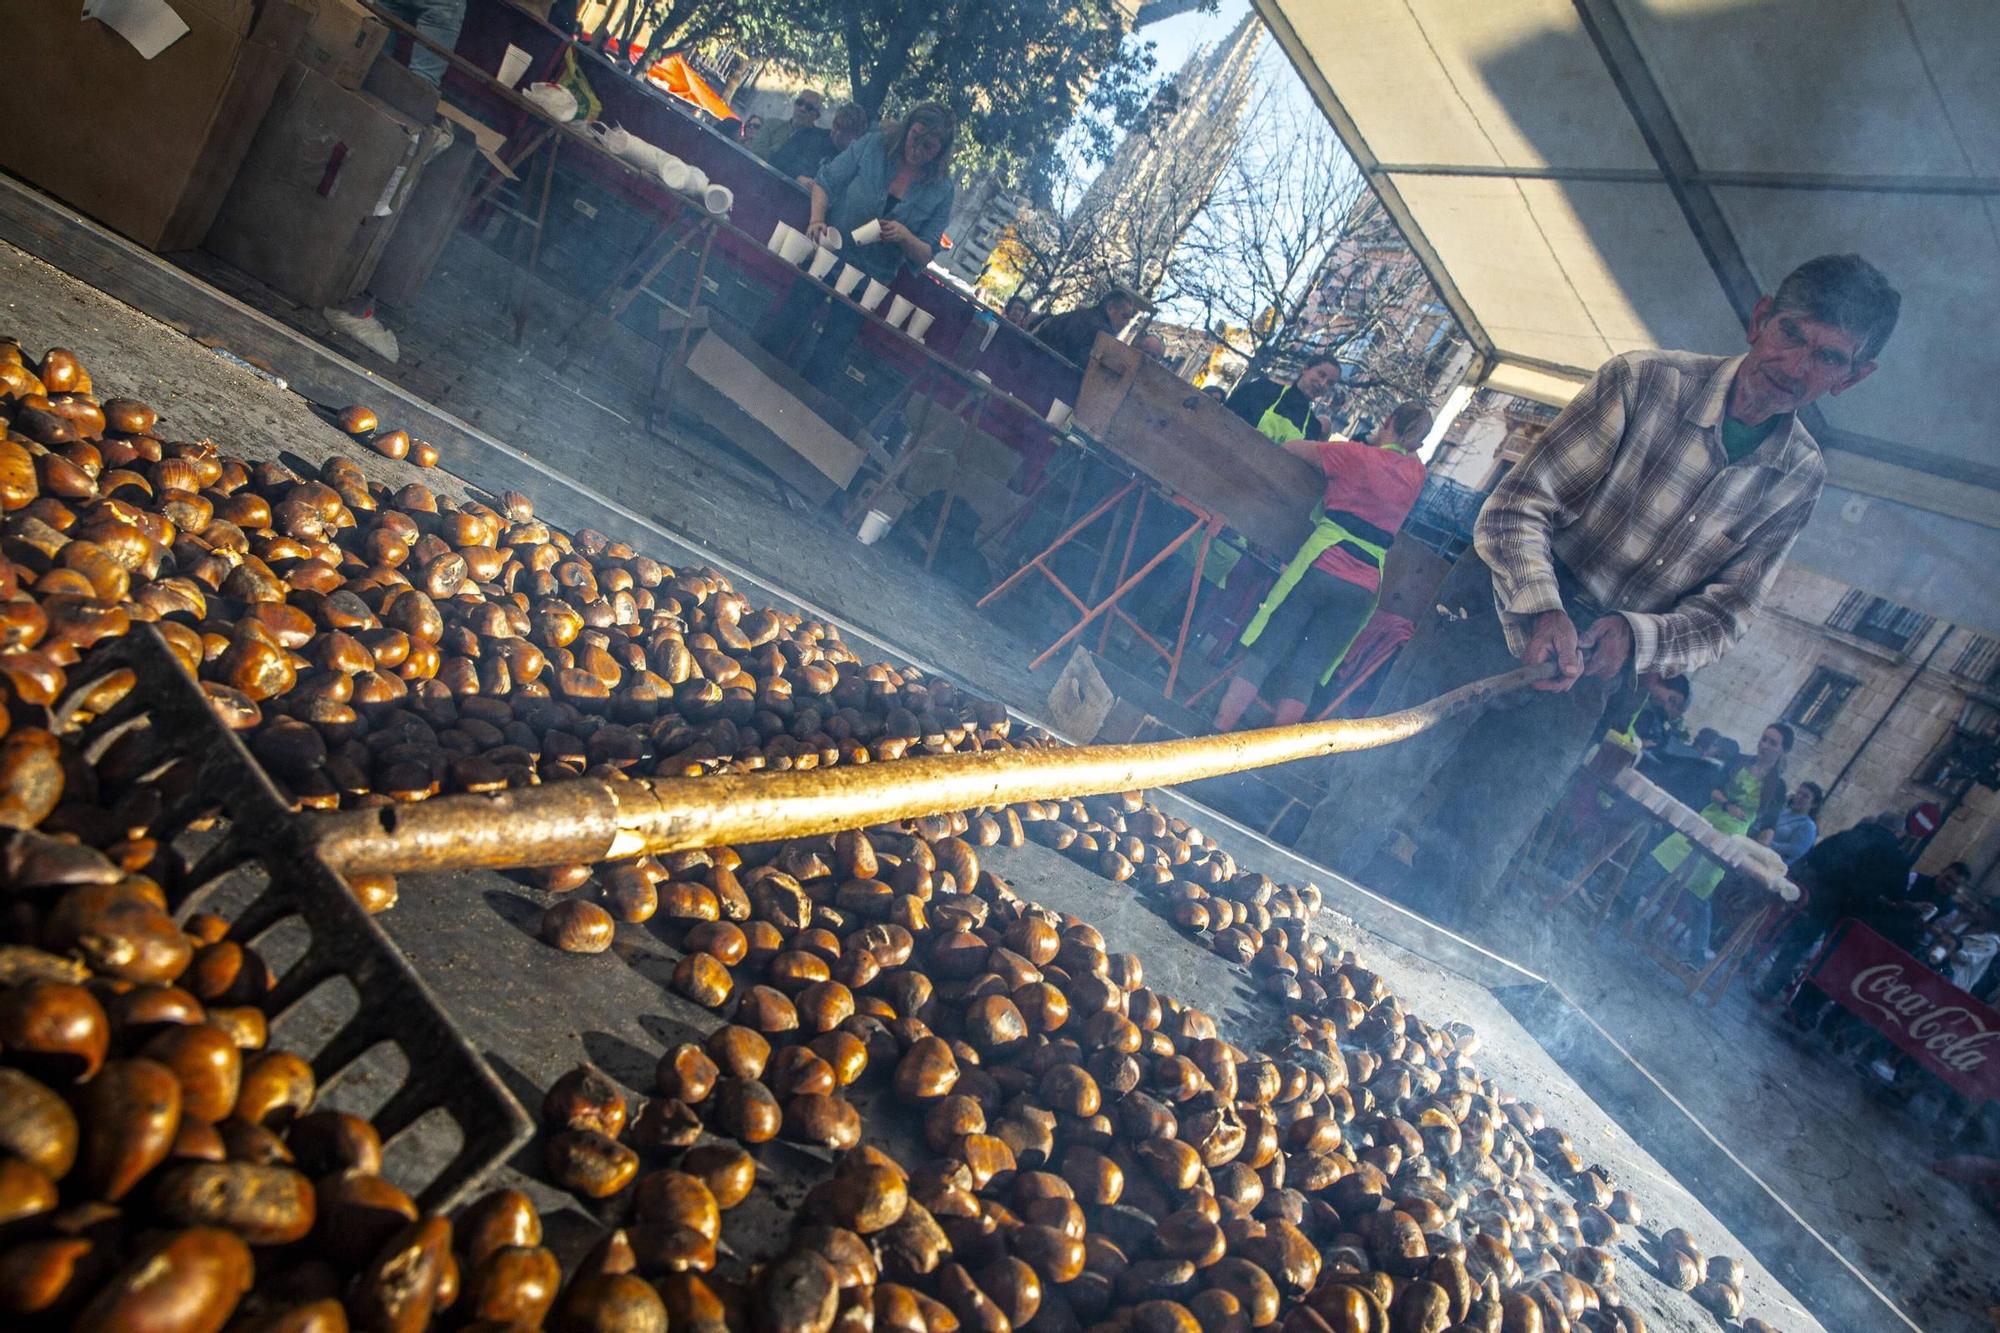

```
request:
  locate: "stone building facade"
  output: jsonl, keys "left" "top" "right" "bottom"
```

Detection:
{"left": 1680, "top": 566, "right": 2000, "bottom": 884}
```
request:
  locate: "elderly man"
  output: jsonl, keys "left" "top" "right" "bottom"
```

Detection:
{"left": 754, "top": 88, "right": 826, "bottom": 163}
{"left": 1296, "top": 254, "right": 1900, "bottom": 928}
{"left": 1032, "top": 286, "right": 1143, "bottom": 369}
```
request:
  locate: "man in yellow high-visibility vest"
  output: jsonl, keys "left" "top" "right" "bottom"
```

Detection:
{"left": 1223, "top": 356, "right": 1341, "bottom": 444}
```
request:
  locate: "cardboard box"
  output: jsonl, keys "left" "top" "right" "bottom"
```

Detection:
{"left": 297, "top": 0, "right": 386, "bottom": 88}
{"left": 361, "top": 46, "right": 440, "bottom": 121}
{"left": 0, "top": 0, "right": 308, "bottom": 251}
{"left": 204, "top": 61, "right": 438, "bottom": 308}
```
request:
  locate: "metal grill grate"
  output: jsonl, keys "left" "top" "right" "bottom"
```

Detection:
{"left": 52, "top": 628, "right": 533, "bottom": 1210}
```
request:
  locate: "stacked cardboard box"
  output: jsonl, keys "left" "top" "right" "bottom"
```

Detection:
{"left": 204, "top": 60, "right": 444, "bottom": 308}
{"left": 1, "top": 0, "right": 311, "bottom": 250}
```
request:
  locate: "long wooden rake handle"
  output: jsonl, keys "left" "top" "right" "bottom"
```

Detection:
{"left": 311, "top": 664, "right": 1556, "bottom": 875}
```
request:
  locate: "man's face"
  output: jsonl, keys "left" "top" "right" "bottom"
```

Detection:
{"left": 1004, "top": 300, "right": 1032, "bottom": 327}
{"left": 793, "top": 95, "right": 822, "bottom": 126}
{"left": 1297, "top": 362, "right": 1340, "bottom": 399}
{"left": 1733, "top": 296, "right": 1876, "bottom": 423}
{"left": 1105, "top": 297, "right": 1138, "bottom": 331}
{"left": 1140, "top": 334, "right": 1167, "bottom": 362}
{"left": 1648, "top": 680, "right": 1688, "bottom": 720}
{"left": 1941, "top": 865, "right": 1968, "bottom": 895}
{"left": 1788, "top": 786, "right": 1815, "bottom": 813}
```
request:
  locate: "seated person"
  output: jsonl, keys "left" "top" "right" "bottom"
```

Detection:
{"left": 1032, "top": 287, "right": 1143, "bottom": 368}
{"left": 1625, "top": 673, "right": 1691, "bottom": 750}
{"left": 1909, "top": 859, "right": 1972, "bottom": 914}
{"left": 1214, "top": 402, "right": 1434, "bottom": 730}
{"left": 1627, "top": 723, "right": 1793, "bottom": 964}
{"left": 1224, "top": 356, "right": 1341, "bottom": 443}
{"left": 1003, "top": 296, "right": 1035, "bottom": 328}
{"left": 1769, "top": 781, "right": 1822, "bottom": 867}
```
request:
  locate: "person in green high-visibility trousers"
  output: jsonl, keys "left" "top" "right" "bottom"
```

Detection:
{"left": 1627, "top": 721, "right": 1792, "bottom": 963}
{"left": 1214, "top": 402, "right": 1434, "bottom": 731}
{"left": 1224, "top": 356, "right": 1341, "bottom": 444}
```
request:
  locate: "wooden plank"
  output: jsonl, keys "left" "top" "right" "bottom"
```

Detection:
{"left": 1077, "top": 334, "right": 1320, "bottom": 558}
{"left": 679, "top": 330, "right": 861, "bottom": 497}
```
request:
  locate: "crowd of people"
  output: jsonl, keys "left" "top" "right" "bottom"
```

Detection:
{"left": 1531, "top": 674, "right": 1999, "bottom": 1111}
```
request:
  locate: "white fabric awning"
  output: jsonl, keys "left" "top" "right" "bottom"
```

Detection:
{"left": 1257, "top": 0, "right": 2000, "bottom": 630}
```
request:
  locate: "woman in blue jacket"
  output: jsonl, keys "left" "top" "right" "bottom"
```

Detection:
{"left": 762, "top": 103, "right": 958, "bottom": 394}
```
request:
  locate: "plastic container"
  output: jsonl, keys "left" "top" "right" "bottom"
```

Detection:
{"left": 857, "top": 509, "right": 893, "bottom": 544}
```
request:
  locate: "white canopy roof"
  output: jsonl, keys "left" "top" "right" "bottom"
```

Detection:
{"left": 1257, "top": 0, "right": 2000, "bottom": 631}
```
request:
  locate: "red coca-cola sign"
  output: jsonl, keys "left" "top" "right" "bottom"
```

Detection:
{"left": 1810, "top": 921, "right": 2000, "bottom": 1102}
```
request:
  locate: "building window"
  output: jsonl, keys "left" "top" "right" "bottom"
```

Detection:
{"left": 1953, "top": 635, "right": 2000, "bottom": 689}
{"left": 1825, "top": 591, "right": 1934, "bottom": 653}
{"left": 1785, "top": 667, "right": 1859, "bottom": 736}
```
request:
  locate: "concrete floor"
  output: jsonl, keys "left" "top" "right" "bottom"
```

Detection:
{"left": 1483, "top": 900, "right": 2000, "bottom": 1331}
{"left": 4, "top": 235, "right": 1992, "bottom": 1328}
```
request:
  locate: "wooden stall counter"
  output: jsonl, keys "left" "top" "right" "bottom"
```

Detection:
{"left": 1077, "top": 335, "right": 1319, "bottom": 562}
{"left": 981, "top": 334, "right": 1327, "bottom": 697}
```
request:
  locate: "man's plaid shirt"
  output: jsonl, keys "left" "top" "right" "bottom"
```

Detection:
{"left": 1473, "top": 349, "right": 1825, "bottom": 677}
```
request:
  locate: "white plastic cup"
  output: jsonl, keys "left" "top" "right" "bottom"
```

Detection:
{"left": 702, "top": 184, "right": 733, "bottom": 216}
{"left": 680, "top": 165, "right": 709, "bottom": 195}
{"left": 807, "top": 247, "right": 839, "bottom": 279}
{"left": 849, "top": 218, "right": 883, "bottom": 246}
{"left": 832, "top": 264, "right": 865, "bottom": 297}
{"left": 821, "top": 228, "right": 842, "bottom": 251}
{"left": 779, "top": 227, "right": 816, "bottom": 265}
{"left": 905, "top": 309, "right": 934, "bottom": 341}
{"left": 767, "top": 221, "right": 790, "bottom": 252}
{"left": 885, "top": 295, "right": 914, "bottom": 328}
{"left": 859, "top": 279, "right": 890, "bottom": 312}
{"left": 1047, "top": 399, "right": 1074, "bottom": 429}
{"left": 857, "top": 510, "right": 893, "bottom": 545}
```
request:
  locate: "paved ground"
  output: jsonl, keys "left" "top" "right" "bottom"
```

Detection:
{"left": 5, "top": 236, "right": 1992, "bottom": 1328}
{"left": 1483, "top": 898, "right": 1998, "bottom": 1331}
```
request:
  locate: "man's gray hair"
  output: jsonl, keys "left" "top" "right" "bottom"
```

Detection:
{"left": 1773, "top": 254, "right": 1900, "bottom": 363}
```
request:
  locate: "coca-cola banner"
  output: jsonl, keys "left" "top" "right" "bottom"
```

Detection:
{"left": 1810, "top": 921, "right": 2000, "bottom": 1102}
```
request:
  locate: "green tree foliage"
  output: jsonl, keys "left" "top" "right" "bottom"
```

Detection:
{"left": 601, "top": 0, "right": 1169, "bottom": 188}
